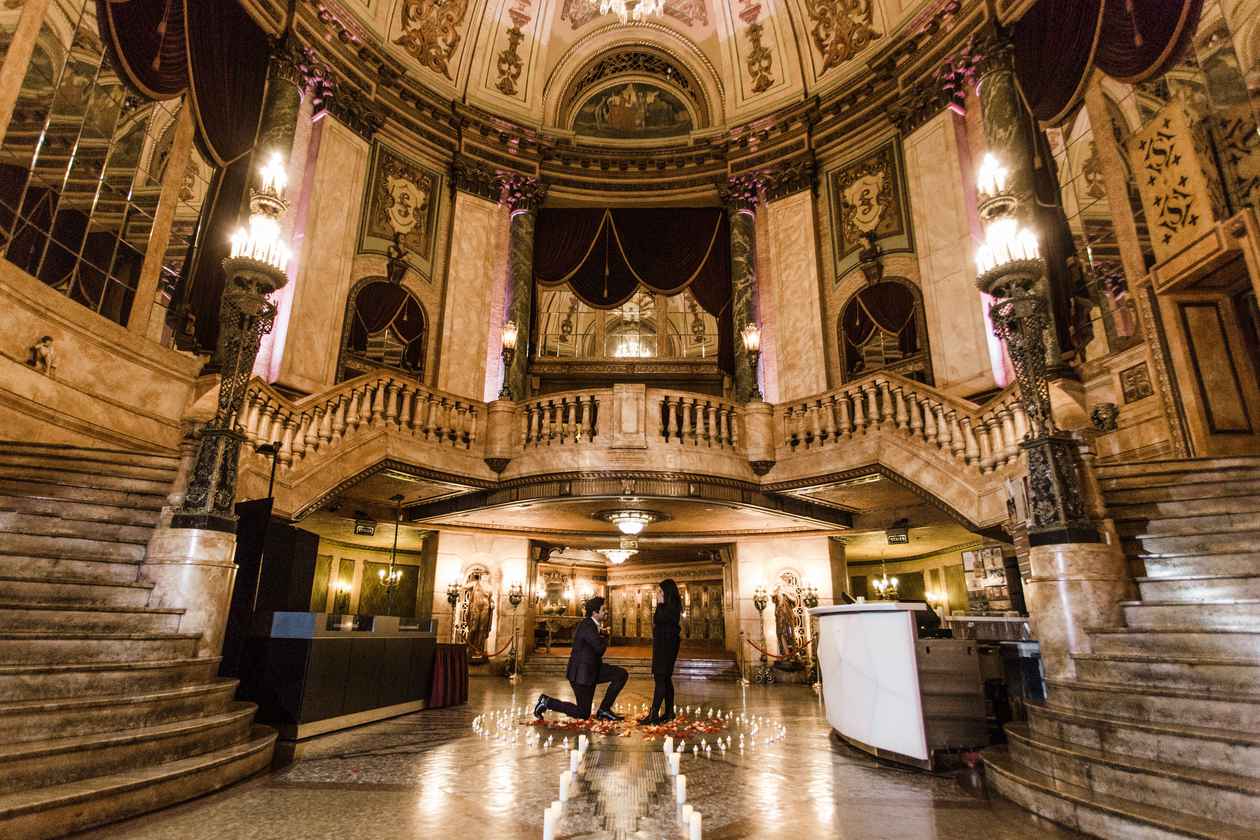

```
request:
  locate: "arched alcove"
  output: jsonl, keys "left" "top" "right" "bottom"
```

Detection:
{"left": 837, "top": 278, "right": 931, "bottom": 384}
{"left": 337, "top": 277, "right": 428, "bottom": 382}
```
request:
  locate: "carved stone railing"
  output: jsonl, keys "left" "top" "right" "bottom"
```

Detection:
{"left": 518, "top": 389, "right": 608, "bottom": 448}
{"left": 239, "top": 372, "right": 482, "bottom": 467}
{"left": 655, "top": 391, "right": 739, "bottom": 450}
{"left": 776, "top": 372, "right": 1026, "bottom": 474}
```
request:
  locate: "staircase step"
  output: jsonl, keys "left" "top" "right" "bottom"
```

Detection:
{"left": 0, "top": 631, "right": 200, "bottom": 665}
{"left": 1098, "top": 456, "right": 1260, "bottom": 479}
{"left": 0, "top": 725, "right": 275, "bottom": 840}
{"left": 1135, "top": 575, "right": 1260, "bottom": 602}
{"left": 0, "top": 441, "right": 179, "bottom": 471}
{"left": 1123, "top": 529, "right": 1260, "bottom": 557}
{"left": 1109, "top": 494, "right": 1260, "bottom": 520}
{"left": 0, "top": 702, "right": 256, "bottom": 793}
{"left": 1049, "top": 676, "right": 1260, "bottom": 735}
{"left": 0, "top": 493, "right": 160, "bottom": 527}
{"left": 1090, "top": 626, "right": 1260, "bottom": 659}
{"left": 1136, "top": 552, "right": 1260, "bottom": 580}
{"left": 0, "top": 679, "right": 237, "bottom": 742}
{"left": 0, "top": 511, "right": 153, "bottom": 545}
{"left": 1028, "top": 700, "right": 1260, "bottom": 777}
{"left": 1103, "top": 477, "right": 1260, "bottom": 503}
{"left": 0, "top": 477, "right": 165, "bottom": 510}
{"left": 0, "top": 466, "right": 170, "bottom": 496}
{"left": 0, "top": 554, "right": 143, "bottom": 586}
{"left": 1068, "top": 654, "right": 1260, "bottom": 695}
{"left": 1123, "top": 598, "right": 1260, "bottom": 630}
{"left": 1117, "top": 512, "right": 1260, "bottom": 538}
{"left": 1004, "top": 723, "right": 1260, "bottom": 825}
{"left": 0, "top": 452, "right": 176, "bottom": 483}
{"left": 0, "top": 532, "right": 146, "bottom": 564}
{"left": 0, "top": 574, "right": 149, "bottom": 606}
{"left": 0, "top": 602, "right": 182, "bottom": 633}
{"left": 984, "top": 745, "right": 1254, "bottom": 840}
{"left": 0, "top": 656, "right": 220, "bottom": 702}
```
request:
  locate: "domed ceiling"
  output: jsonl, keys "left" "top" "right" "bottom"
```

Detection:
{"left": 306, "top": 0, "right": 939, "bottom": 140}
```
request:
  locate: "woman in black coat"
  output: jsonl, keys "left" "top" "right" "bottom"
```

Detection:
{"left": 639, "top": 578, "right": 683, "bottom": 725}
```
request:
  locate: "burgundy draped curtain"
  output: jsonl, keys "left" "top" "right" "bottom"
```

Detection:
{"left": 841, "top": 283, "right": 919, "bottom": 375}
{"left": 349, "top": 282, "right": 427, "bottom": 372}
{"left": 534, "top": 208, "right": 733, "bottom": 372}
{"left": 1013, "top": 0, "right": 1203, "bottom": 124}
{"left": 97, "top": 0, "right": 271, "bottom": 351}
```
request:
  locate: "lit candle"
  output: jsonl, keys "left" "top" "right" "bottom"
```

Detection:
{"left": 570, "top": 750, "right": 580, "bottom": 772}
{"left": 675, "top": 774, "right": 687, "bottom": 804}
{"left": 668, "top": 753, "right": 681, "bottom": 775}
{"left": 682, "top": 803, "right": 694, "bottom": 823}
{"left": 690, "top": 810, "right": 703, "bottom": 840}
{"left": 559, "top": 771, "right": 571, "bottom": 802}
{"left": 664, "top": 736, "right": 674, "bottom": 754}
{"left": 543, "top": 808, "right": 555, "bottom": 840}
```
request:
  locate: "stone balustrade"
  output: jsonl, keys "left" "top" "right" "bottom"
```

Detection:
{"left": 655, "top": 391, "right": 739, "bottom": 449}
{"left": 518, "top": 390, "right": 606, "bottom": 448}
{"left": 238, "top": 373, "right": 481, "bottom": 467}
{"left": 776, "top": 372, "right": 1026, "bottom": 474}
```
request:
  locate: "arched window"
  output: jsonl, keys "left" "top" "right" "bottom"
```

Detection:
{"left": 838, "top": 280, "right": 930, "bottom": 383}
{"left": 338, "top": 279, "right": 427, "bottom": 381}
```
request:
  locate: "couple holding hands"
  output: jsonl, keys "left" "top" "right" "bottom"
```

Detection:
{"left": 534, "top": 579, "right": 683, "bottom": 724}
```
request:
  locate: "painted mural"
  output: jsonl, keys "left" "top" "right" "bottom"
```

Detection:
{"left": 360, "top": 143, "right": 441, "bottom": 278}
{"left": 571, "top": 83, "right": 694, "bottom": 139}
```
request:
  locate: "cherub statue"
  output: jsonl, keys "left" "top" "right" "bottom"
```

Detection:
{"left": 27, "top": 335, "right": 56, "bottom": 377}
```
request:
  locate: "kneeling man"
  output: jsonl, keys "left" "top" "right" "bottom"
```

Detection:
{"left": 534, "top": 597, "right": 627, "bottom": 721}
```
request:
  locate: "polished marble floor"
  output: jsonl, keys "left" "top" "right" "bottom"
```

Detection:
{"left": 76, "top": 677, "right": 1079, "bottom": 839}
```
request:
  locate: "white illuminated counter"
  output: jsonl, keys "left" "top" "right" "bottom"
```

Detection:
{"left": 810, "top": 602, "right": 987, "bottom": 769}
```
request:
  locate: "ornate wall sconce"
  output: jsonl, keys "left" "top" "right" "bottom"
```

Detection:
{"left": 499, "top": 320, "right": 519, "bottom": 400}
{"left": 741, "top": 323, "right": 763, "bottom": 402}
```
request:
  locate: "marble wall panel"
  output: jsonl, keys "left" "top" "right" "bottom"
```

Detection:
{"left": 437, "top": 192, "right": 508, "bottom": 401}
{"left": 431, "top": 530, "right": 530, "bottom": 650}
{"left": 276, "top": 116, "right": 371, "bottom": 394}
{"left": 765, "top": 191, "right": 828, "bottom": 402}
{"left": 903, "top": 110, "right": 1000, "bottom": 396}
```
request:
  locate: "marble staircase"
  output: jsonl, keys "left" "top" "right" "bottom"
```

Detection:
{"left": 0, "top": 441, "right": 275, "bottom": 839}
{"left": 986, "top": 456, "right": 1260, "bottom": 839}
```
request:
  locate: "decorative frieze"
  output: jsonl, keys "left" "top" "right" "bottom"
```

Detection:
{"left": 805, "top": 0, "right": 882, "bottom": 74}
{"left": 762, "top": 157, "right": 817, "bottom": 201}
{"left": 314, "top": 85, "right": 386, "bottom": 141}
{"left": 394, "top": 0, "right": 470, "bottom": 80}
{"left": 450, "top": 154, "right": 502, "bottom": 201}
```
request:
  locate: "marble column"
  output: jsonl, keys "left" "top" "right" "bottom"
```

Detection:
{"left": 254, "top": 39, "right": 306, "bottom": 175}
{"left": 721, "top": 176, "right": 762, "bottom": 403}
{"left": 500, "top": 176, "right": 547, "bottom": 401}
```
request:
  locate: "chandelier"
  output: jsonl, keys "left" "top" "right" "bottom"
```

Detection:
{"left": 600, "top": 0, "right": 663, "bottom": 24}
{"left": 597, "top": 548, "right": 636, "bottom": 565}
{"left": 596, "top": 509, "right": 664, "bottom": 535}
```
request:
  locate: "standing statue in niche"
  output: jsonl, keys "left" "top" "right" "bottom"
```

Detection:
{"left": 772, "top": 584, "right": 798, "bottom": 656}
{"left": 463, "top": 573, "right": 495, "bottom": 662}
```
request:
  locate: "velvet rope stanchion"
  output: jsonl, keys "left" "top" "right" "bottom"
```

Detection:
{"left": 743, "top": 637, "right": 789, "bottom": 661}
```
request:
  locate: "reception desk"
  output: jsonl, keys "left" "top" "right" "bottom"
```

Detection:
{"left": 810, "top": 602, "right": 987, "bottom": 769}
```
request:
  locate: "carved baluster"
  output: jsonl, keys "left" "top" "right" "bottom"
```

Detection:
{"left": 863, "top": 384, "right": 878, "bottom": 428}
{"left": 923, "top": 400, "right": 939, "bottom": 445}
{"left": 450, "top": 401, "right": 466, "bottom": 445}
{"left": 877, "top": 380, "right": 892, "bottom": 425}
{"left": 359, "top": 382, "right": 375, "bottom": 429}
{"left": 325, "top": 396, "right": 343, "bottom": 444}
{"left": 566, "top": 397, "right": 579, "bottom": 444}
{"left": 345, "top": 388, "right": 362, "bottom": 435}
{"left": 730, "top": 404, "right": 740, "bottom": 448}
{"left": 464, "top": 404, "right": 478, "bottom": 447}
{"left": 292, "top": 413, "right": 310, "bottom": 461}
{"left": 315, "top": 403, "right": 332, "bottom": 450}
{"left": 278, "top": 417, "right": 296, "bottom": 466}
{"left": 306, "top": 407, "right": 323, "bottom": 453}
{"left": 367, "top": 380, "right": 383, "bottom": 426}
{"left": 893, "top": 386, "right": 908, "bottom": 430}
{"left": 961, "top": 416, "right": 980, "bottom": 465}
{"left": 242, "top": 396, "right": 263, "bottom": 445}
{"left": 532, "top": 401, "right": 545, "bottom": 445}
{"left": 832, "top": 392, "right": 849, "bottom": 439}
{"left": 383, "top": 381, "right": 400, "bottom": 429}
{"left": 398, "top": 386, "right": 414, "bottom": 434}
{"left": 803, "top": 400, "right": 818, "bottom": 447}
{"left": 851, "top": 389, "right": 866, "bottom": 432}
{"left": 1014, "top": 402, "right": 1031, "bottom": 445}
{"left": 255, "top": 401, "right": 276, "bottom": 447}
{"left": 701, "top": 401, "right": 714, "bottom": 446}
{"left": 998, "top": 407, "right": 1017, "bottom": 462}
{"left": 907, "top": 392, "right": 922, "bottom": 440}
{"left": 977, "top": 418, "right": 997, "bottom": 472}
{"left": 946, "top": 411, "right": 965, "bottom": 459}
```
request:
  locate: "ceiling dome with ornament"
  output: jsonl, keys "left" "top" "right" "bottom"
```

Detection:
{"left": 296, "top": 0, "right": 950, "bottom": 142}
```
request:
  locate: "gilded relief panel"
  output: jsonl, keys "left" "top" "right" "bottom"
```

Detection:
{"left": 358, "top": 143, "right": 443, "bottom": 280}
{"left": 391, "top": 0, "right": 473, "bottom": 81}
{"left": 802, "top": 0, "right": 881, "bottom": 75}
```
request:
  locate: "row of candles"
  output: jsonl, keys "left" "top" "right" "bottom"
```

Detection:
{"left": 542, "top": 735, "right": 590, "bottom": 840}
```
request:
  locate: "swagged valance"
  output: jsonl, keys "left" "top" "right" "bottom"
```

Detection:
{"left": 840, "top": 283, "right": 919, "bottom": 376}
{"left": 1013, "top": 0, "right": 1204, "bottom": 124}
{"left": 97, "top": 0, "right": 271, "bottom": 351}
{"left": 534, "top": 208, "right": 734, "bottom": 372}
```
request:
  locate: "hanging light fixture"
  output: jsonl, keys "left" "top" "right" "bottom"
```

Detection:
{"left": 595, "top": 509, "right": 667, "bottom": 535}
{"left": 600, "top": 0, "right": 664, "bottom": 25}
{"left": 229, "top": 152, "right": 293, "bottom": 274}
{"left": 871, "top": 547, "right": 899, "bottom": 601}
{"left": 597, "top": 548, "right": 636, "bottom": 565}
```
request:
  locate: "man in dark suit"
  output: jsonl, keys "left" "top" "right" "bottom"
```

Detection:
{"left": 534, "top": 596, "right": 627, "bottom": 721}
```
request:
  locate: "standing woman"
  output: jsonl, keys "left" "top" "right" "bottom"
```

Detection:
{"left": 639, "top": 578, "right": 683, "bottom": 724}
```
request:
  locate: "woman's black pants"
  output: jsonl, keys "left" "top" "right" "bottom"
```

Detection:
{"left": 649, "top": 674, "right": 675, "bottom": 719}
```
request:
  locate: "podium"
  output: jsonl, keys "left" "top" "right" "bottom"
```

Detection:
{"left": 810, "top": 602, "right": 987, "bottom": 769}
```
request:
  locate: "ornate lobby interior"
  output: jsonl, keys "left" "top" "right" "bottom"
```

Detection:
{"left": 0, "top": 0, "right": 1258, "bottom": 837}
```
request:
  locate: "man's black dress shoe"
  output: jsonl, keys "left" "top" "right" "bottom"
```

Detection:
{"left": 533, "top": 694, "right": 548, "bottom": 719}
{"left": 595, "top": 708, "right": 624, "bottom": 722}
{"left": 637, "top": 714, "right": 659, "bottom": 726}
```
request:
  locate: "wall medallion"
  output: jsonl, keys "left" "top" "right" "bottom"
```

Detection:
{"left": 359, "top": 143, "right": 442, "bottom": 280}
{"left": 1119, "top": 362, "right": 1154, "bottom": 404}
{"left": 829, "top": 140, "right": 912, "bottom": 275}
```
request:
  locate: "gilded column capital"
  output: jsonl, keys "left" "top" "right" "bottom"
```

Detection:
{"left": 500, "top": 175, "right": 548, "bottom": 215}
{"left": 968, "top": 26, "right": 1016, "bottom": 81}
{"left": 719, "top": 174, "right": 763, "bottom": 214}
{"left": 266, "top": 35, "right": 310, "bottom": 90}
{"left": 313, "top": 87, "right": 386, "bottom": 141}
{"left": 450, "top": 155, "right": 502, "bottom": 202}
{"left": 762, "top": 157, "right": 817, "bottom": 202}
